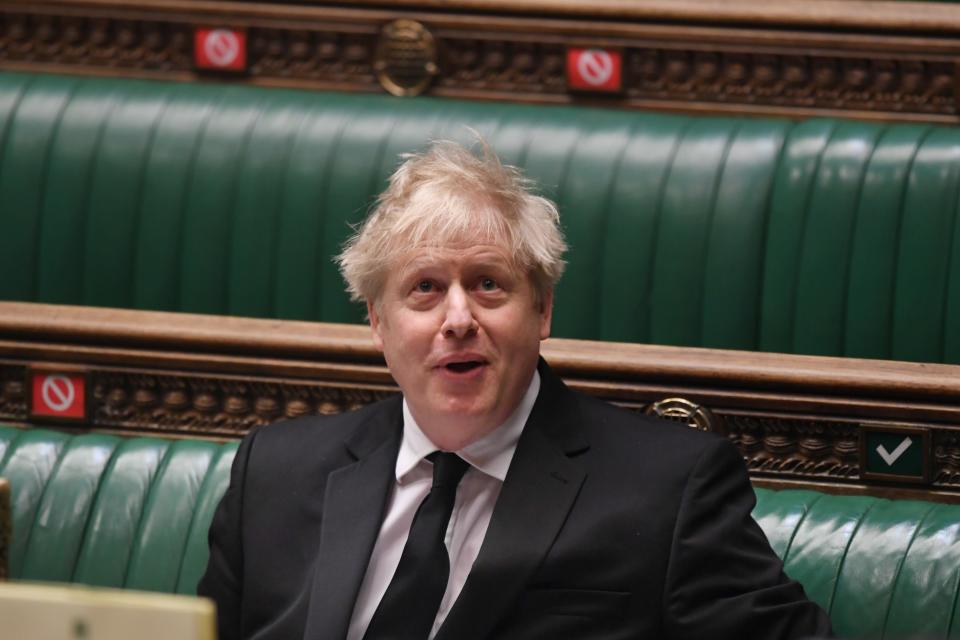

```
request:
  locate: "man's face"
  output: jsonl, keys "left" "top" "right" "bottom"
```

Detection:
{"left": 368, "top": 242, "right": 552, "bottom": 451}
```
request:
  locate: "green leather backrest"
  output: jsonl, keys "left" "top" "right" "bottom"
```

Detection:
{"left": 2, "top": 424, "right": 959, "bottom": 637}
{"left": 754, "top": 487, "right": 960, "bottom": 639}
{"left": 1, "top": 72, "right": 959, "bottom": 363}
{"left": 0, "top": 425, "right": 237, "bottom": 595}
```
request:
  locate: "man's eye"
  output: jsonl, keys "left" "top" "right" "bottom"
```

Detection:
{"left": 479, "top": 278, "right": 498, "bottom": 291}
{"left": 415, "top": 280, "right": 434, "bottom": 293}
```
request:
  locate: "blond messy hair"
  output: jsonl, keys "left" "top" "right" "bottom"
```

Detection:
{"left": 336, "top": 139, "right": 567, "bottom": 307}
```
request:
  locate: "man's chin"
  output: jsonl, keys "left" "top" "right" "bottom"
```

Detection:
{"left": 415, "top": 400, "right": 503, "bottom": 447}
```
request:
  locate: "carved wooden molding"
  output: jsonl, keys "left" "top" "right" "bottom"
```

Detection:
{"left": 2, "top": 0, "right": 960, "bottom": 122}
{"left": 1, "top": 302, "right": 959, "bottom": 501}
{"left": 90, "top": 370, "right": 397, "bottom": 436}
{"left": 0, "top": 365, "right": 25, "bottom": 420}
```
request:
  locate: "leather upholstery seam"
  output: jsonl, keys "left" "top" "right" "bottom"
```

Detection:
{"left": 643, "top": 118, "right": 693, "bottom": 345}
{"left": 788, "top": 121, "right": 838, "bottom": 353}
{"left": 825, "top": 497, "right": 880, "bottom": 616}
{"left": 67, "top": 437, "right": 122, "bottom": 582}
{"left": 884, "top": 125, "right": 933, "bottom": 361}
{"left": 878, "top": 502, "right": 939, "bottom": 637}
{"left": 129, "top": 88, "right": 174, "bottom": 309}
{"left": 698, "top": 120, "right": 741, "bottom": 348}
{"left": 779, "top": 491, "right": 824, "bottom": 567}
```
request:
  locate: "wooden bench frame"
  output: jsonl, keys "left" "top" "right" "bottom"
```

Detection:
{"left": 1, "top": 302, "right": 959, "bottom": 502}
{"left": 1, "top": 0, "right": 960, "bottom": 123}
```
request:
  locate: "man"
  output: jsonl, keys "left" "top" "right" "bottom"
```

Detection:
{"left": 198, "top": 140, "right": 833, "bottom": 639}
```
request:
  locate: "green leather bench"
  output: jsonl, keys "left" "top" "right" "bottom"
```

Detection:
{"left": 2, "top": 424, "right": 960, "bottom": 638}
{"left": 1, "top": 71, "right": 958, "bottom": 364}
{"left": 0, "top": 425, "right": 236, "bottom": 596}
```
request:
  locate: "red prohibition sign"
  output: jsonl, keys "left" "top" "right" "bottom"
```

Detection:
{"left": 566, "top": 48, "right": 622, "bottom": 92}
{"left": 204, "top": 30, "right": 240, "bottom": 67}
{"left": 31, "top": 370, "right": 86, "bottom": 419}
{"left": 194, "top": 27, "right": 247, "bottom": 71}
{"left": 42, "top": 375, "right": 75, "bottom": 412}
{"left": 578, "top": 50, "right": 614, "bottom": 86}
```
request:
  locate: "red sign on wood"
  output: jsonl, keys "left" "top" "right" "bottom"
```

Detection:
{"left": 31, "top": 372, "right": 86, "bottom": 420}
{"left": 566, "top": 48, "right": 622, "bottom": 92}
{"left": 194, "top": 28, "right": 247, "bottom": 71}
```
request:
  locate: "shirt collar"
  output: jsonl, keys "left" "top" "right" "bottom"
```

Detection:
{"left": 396, "top": 370, "right": 540, "bottom": 483}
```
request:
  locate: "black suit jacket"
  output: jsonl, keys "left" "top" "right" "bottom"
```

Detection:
{"left": 198, "top": 360, "right": 832, "bottom": 640}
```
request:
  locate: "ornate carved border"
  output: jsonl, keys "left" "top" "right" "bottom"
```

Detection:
{"left": 89, "top": 369, "right": 397, "bottom": 437}
{"left": 2, "top": 302, "right": 960, "bottom": 500}
{"left": 2, "top": 0, "right": 960, "bottom": 122}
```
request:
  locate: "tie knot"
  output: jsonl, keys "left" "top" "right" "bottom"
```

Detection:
{"left": 428, "top": 452, "right": 469, "bottom": 489}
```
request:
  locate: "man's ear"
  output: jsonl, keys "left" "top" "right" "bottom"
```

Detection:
{"left": 367, "top": 300, "right": 385, "bottom": 351}
{"left": 538, "top": 288, "right": 554, "bottom": 341}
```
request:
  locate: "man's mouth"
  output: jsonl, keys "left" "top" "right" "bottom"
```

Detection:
{"left": 445, "top": 361, "right": 484, "bottom": 373}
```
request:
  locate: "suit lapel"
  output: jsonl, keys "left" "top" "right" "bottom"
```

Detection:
{"left": 303, "top": 398, "right": 402, "bottom": 640}
{"left": 436, "top": 361, "right": 588, "bottom": 640}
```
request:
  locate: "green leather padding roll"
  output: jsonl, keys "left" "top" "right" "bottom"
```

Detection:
{"left": 598, "top": 115, "right": 687, "bottom": 343}
{"left": 651, "top": 119, "right": 739, "bottom": 347}
{"left": 884, "top": 502, "right": 960, "bottom": 639}
{"left": 754, "top": 487, "right": 960, "bottom": 639}
{"left": 124, "top": 439, "right": 221, "bottom": 592}
{"left": 176, "top": 442, "right": 238, "bottom": 595}
{"left": 844, "top": 125, "right": 931, "bottom": 360}
{"left": 2, "top": 71, "right": 959, "bottom": 363}
{"left": 792, "top": 122, "right": 883, "bottom": 357}
{"left": 72, "top": 438, "right": 170, "bottom": 587}
{"left": 760, "top": 119, "right": 836, "bottom": 354}
{"left": 0, "top": 427, "right": 70, "bottom": 578}
{"left": 0, "top": 425, "right": 236, "bottom": 595}
{"left": 892, "top": 127, "right": 960, "bottom": 362}
{"left": 20, "top": 434, "right": 121, "bottom": 581}
{"left": 0, "top": 74, "right": 77, "bottom": 302}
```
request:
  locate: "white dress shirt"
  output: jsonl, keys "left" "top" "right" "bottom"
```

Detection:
{"left": 346, "top": 371, "right": 540, "bottom": 640}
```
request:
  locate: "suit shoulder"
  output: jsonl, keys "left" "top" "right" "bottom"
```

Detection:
{"left": 244, "top": 394, "right": 401, "bottom": 458}
{"left": 572, "top": 390, "right": 731, "bottom": 462}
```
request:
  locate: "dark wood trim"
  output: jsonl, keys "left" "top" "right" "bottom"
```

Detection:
{"left": 1, "top": 302, "right": 960, "bottom": 499}
{"left": 2, "top": 0, "right": 959, "bottom": 122}
{"left": 3, "top": 302, "right": 958, "bottom": 398}
{"left": 14, "top": 0, "right": 960, "bottom": 34}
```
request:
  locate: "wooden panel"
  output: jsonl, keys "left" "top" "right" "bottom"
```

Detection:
{"left": 1, "top": 302, "right": 959, "bottom": 501}
{"left": 1, "top": 0, "right": 959, "bottom": 122}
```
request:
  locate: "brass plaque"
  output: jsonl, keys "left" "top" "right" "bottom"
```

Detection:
{"left": 645, "top": 397, "right": 719, "bottom": 433}
{"left": 375, "top": 19, "right": 438, "bottom": 97}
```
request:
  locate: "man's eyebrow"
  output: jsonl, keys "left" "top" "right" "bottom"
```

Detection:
{"left": 468, "top": 257, "right": 519, "bottom": 275}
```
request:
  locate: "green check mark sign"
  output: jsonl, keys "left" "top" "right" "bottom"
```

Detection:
{"left": 876, "top": 437, "right": 912, "bottom": 466}
{"left": 865, "top": 430, "right": 925, "bottom": 479}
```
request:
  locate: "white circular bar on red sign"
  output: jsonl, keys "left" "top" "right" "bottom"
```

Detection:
{"left": 41, "top": 374, "right": 75, "bottom": 413}
{"left": 576, "top": 49, "right": 614, "bottom": 87}
{"left": 203, "top": 29, "right": 241, "bottom": 68}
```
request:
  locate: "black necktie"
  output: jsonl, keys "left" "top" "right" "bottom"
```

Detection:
{"left": 363, "top": 452, "right": 470, "bottom": 640}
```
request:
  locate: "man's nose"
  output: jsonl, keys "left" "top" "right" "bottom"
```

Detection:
{"left": 441, "top": 286, "right": 478, "bottom": 338}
